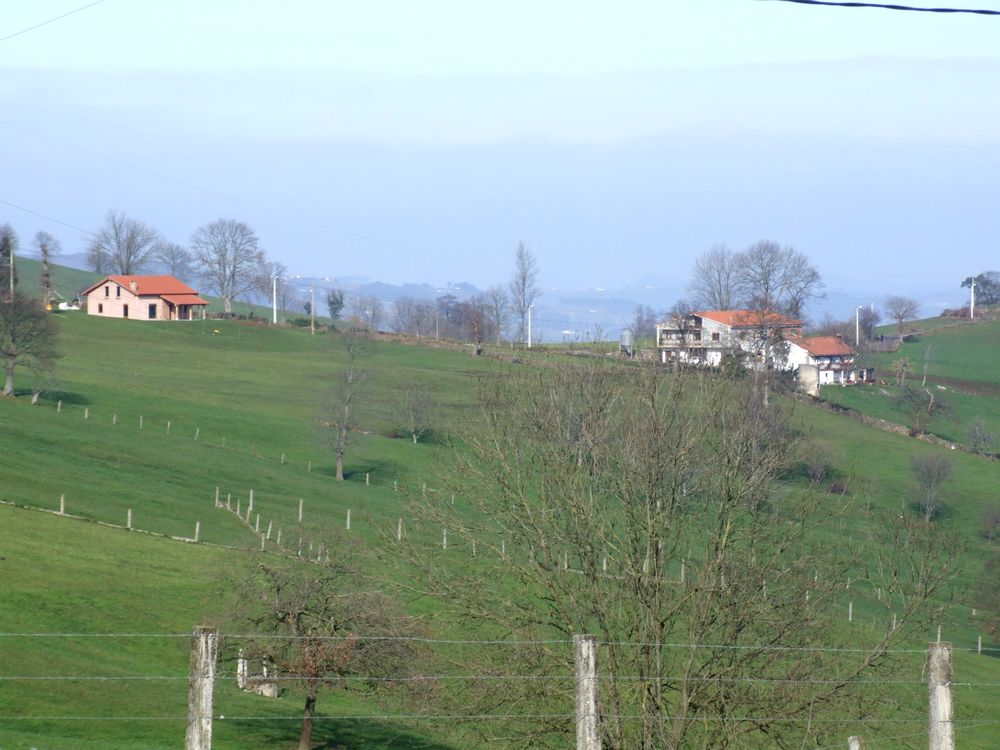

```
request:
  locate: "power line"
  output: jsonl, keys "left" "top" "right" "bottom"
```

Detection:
{"left": 2, "top": 713, "right": 996, "bottom": 724}
{"left": 0, "top": 1, "right": 105, "bottom": 44}
{"left": 761, "top": 0, "right": 1000, "bottom": 14}
{"left": 1, "top": 632, "right": 997, "bottom": 654}
{"left": 0, "top": 198, "right": 94, "bottom": 237}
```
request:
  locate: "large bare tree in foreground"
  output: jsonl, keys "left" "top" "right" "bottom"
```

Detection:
{"left": 403, "top": 363, "right": 957, "bottom": 748}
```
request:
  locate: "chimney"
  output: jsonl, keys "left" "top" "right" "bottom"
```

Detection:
{"left": 130, "top": 280, "right": 138, "bottom": 292}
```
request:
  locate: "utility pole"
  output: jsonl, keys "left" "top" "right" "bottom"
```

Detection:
{"left": 271, "top": 274, "right": 278, "bottom": 325}
{"left": 310, "top": 287, "right": 315, "bottom": 335}
{"left": 970, "top": 277, "right": 976, "bottom": 320}
{"left": 855, "top": 305, "right": 863, "bottom": 347}
{"left": 528, "top": 304, "right": 534, "bottom": 349}
{"left": 927, "top": 642, "right": 954, "bottom": 750}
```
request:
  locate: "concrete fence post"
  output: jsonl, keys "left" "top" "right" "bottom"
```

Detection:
{"left": 59, "top": 494, "right": 65, "bottom": 515}
{"left": 298, "top": 499, "right": 303, "bottom": 523}
{"left": 928, "top": 642, "right": 954, "bottom": 750}
{"left": 194, "top": 521, "right": 200, "bottom": 543}
{"left": 185, "top": 625, "right": 218, "bottom": 750}
{"left": 574, "top": 634, "right": 601, "bottom": 750}
{"left": 847, "top": 736, "right": 864, "bottom": 750}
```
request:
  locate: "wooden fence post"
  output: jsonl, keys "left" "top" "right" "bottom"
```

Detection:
{"left": 928, "top": 642, "right": 954, "bottom": 750}
{"left": 574, "top": 634, "right": 601, "bottom": 750}
{"left": 185, "top": 625, "right": 218, "bottom": 750}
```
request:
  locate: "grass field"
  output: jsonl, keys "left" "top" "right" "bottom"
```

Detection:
{"left": 2, "top": 288, "right": 999, "bottom": 748}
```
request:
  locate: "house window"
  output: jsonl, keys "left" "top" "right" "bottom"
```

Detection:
{"left": 116, "top": 286, "right": 121, "bottom": 298}
{"left": 98, "top": 303, "right": 103, "bottom": 313}
{"left": 691, "top": 331, "right": 701, "bottom": 341}
{"left": 123, "top": 304, "right": 129, "bottom": 318}
{"left": 148, "top": 303, "right": 157, "bottom": 319}
{"left": 711, "top": 332, "right": 720, "bottom": 341}
{"left": 104, "top": 286, "right": 109, "bottom": 298}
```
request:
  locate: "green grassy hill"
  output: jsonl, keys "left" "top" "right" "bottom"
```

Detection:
{"left": 821, "top": 318, "right": 1000, "bottom": 450}
{"left": 2, "top": 291, "right": 999, "bottom": 748}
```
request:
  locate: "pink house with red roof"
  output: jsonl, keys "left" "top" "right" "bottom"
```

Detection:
{"left": 83, "top": 275, "right": 209, "bottom": 321}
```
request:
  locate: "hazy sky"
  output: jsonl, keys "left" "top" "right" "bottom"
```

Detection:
{"left": 2, "top": 1, "right": 999, "bottom": 313}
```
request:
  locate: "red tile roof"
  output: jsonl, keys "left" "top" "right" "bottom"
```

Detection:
{"left": 790, "top": 335, "right": 855, "bottom": 357}
{"left": 83, "top": 275, "right": 201, "bottom": 297}
{"left": 696, "top": 310, "right": 802, "bottom": 328}
{"left": 161, "top": 293, "right": 208, "bottom": 306}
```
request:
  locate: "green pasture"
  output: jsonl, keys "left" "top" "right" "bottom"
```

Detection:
{"left": 1, "top": 293, "right": 999, "bottom": 748}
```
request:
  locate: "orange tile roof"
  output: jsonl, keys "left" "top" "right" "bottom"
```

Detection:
{"left": 789, "top": 335, "right": 855, "bottom": 357}
{"left": 695, "top": 310, "right": 802, "bottom": 328}
{"left": 83, "top": 275, "right": 201, "bottom": 297}
{"left": 161, "top": 293, "right": 208, "bottom": 306}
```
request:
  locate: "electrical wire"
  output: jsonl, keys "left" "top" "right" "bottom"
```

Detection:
{"left": 761, "top": 0, "right": 1000, "bottom": 14}
{"left": 0, "top": 1, "right": 105, "bottom": 44}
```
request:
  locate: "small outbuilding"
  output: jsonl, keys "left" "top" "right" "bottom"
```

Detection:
{"left": 83, "top": 275, "right": 208, "bottom": 321}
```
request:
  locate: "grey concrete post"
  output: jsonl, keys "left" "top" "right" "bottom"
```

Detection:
{"left": 185, "top": 626, "right": 218, "bottom": 750}
{"left": 574, "top": 634, "right": 601, "bottom": 750}
{"left": 848, "top": 736, "right": 864, "bottom": 750}
{"left": 928, "top": 642, "right": 954, "bottom": 750}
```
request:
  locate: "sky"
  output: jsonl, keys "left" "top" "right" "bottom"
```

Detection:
{"left": 2, "top": 0, "right": 999, "bottom": 319}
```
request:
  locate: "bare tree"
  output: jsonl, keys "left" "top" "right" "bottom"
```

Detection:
{"left": 627, "top": 304, "right": 658, "bottom": 341}
{"left": 689, "top": 244, "right": 740, "bottom": 310}
{"left": 859, "top": 306, "right": 881, "bottom": 341}
{"left": 911, "top": 453, "right": 953, "bottom": 522}
{"left": 191, "top": 219, "right": 264, "bottom": 315}
{"left": 31, "top": 231, "right": 61, "bottom": 307}
{"left": 980, "top": 502, "right": 1000, "bottom": 542}
{"left": 154, "top": 241, "right": 193, "bottom": 282}
{"left": 254, "top": 260, "right": 297, "bottom": 320}
{"left": 884, "top": 295, "right": 921, "bottom": 338}
{"left": 484, "top": 284, "right": 509, "bottom": 344}
{"left": 895, "top": 384, "right": 950, "bottom": 436}
{"left": 404, "top": 364, "right": 957, "bottom": 748}
{"left": 977, "top": 553, "right": 1000, "bottom": 637}
{"left": 508, "top": 242, "right": 540, "bottom": 347}
{"left": 230, "top": 552, "right": 421, "bottom": 750}
{"left": 969, "top": 418, "right": 996, "bottom": 455}
{"left": 395, "top": 381, "right": 437, "bottom": 444}
{"left": 736, "top": 240, "right": 822, "bottom": 317}
{"left": 349, "top": 295, "right": 384, "bottom": 331}
{"left": 326, "top": 331, "right": 371, "bottom": 481}
{"left": 87, "top": 210, "right": 160, "bottom": 275}
{"left": 0, "top": 224, "right": 19, "bottom": 303}
{"left": 1, "top": 292, "right": 58, "bottom": 396}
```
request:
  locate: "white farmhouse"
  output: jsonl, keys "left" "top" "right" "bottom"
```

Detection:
{"left": 786, "top": 335, "right": 872, "bottom": 386}
{"left": 655, "top": 310, "right": 803, "bottom": 367}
